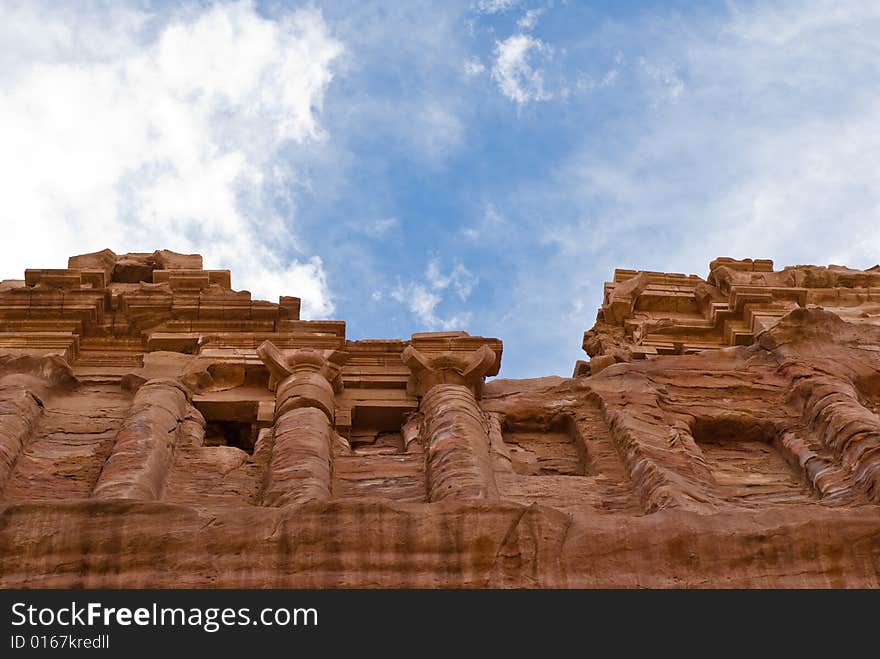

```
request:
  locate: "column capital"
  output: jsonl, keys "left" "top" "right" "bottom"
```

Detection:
{"left": 256, "top": 342, "right": 347, "bottom": 393}
{"left": 402, "top": 343, "right": 497, "bottom": 397}
{"left": 257, "top": 341, "right": 347, "bottom": 422}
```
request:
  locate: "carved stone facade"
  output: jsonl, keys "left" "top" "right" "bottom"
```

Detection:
{"left": 1, "top": 250, "right": 878, "bottom": 587}
{"left": 578, "top": 257, "right": 880, "bottom": 375}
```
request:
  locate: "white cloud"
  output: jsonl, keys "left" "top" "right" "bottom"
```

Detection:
{"left": 517, "top": 8, "right": 545, "bottom": 30}
{"left": 391, "top": 283, "right": 441, "bottom": 326}
{"left": 390, "top": 259, "right": 477, "bottom": 329}
{"left": 639, "top": 57, "right": 684, "bottom": 104}
{"left": 476, "top": 0, "right": 518, "bottom": 15}
{"left": 425, "top": 259, "right": 477, "bottom": 301}
{"left": 575, "top": 66, "right": 620, "bottom": 93}
{"left": 491, "top": 33, "right": 553, "bottom": 104}
{"left": 0, "top": 1, "right": 343, "bottom": 316}
{"left": 464, "top": 58, "right": 487, "bottom": 77}
{"left": 602, "top": 67, "right": 620, "bottom": 86}
{"left": 391, "top": 281, "right": 472, "bottom": 330}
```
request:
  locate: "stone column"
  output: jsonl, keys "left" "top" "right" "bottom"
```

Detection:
{"left": 403, "top": 343, "right": 500, "bottom": 501}
{"left": 92, "top": 379, "right": 189, "bottom": 500}
{"left": 257, "top": 342, "right": 345, "bottom": 507}
{"left": 0, "top": 355, "right": 76, "bottom": 497}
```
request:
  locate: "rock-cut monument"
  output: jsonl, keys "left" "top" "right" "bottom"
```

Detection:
{"left": 0, "top": 250, "right": 878, "bottom": 587}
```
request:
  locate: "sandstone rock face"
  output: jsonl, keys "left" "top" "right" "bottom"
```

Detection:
{"left": 0, "top": 251, "right": 879, "bottom": 588}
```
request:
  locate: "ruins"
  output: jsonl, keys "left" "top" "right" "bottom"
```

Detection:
{"left": 0, "top": 250, "right": 878, "bottom": 587}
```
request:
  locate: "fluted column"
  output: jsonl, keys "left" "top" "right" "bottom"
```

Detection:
{"left": 92, "top": 379, "right": 189, "bottom": 500}
{"left": 403, "top": 343, "right": 500, "bottom": 501}
{"left": 257, "top": 342, "right": 345, "bottom": 507}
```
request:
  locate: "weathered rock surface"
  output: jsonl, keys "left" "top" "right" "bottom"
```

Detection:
{"left": 0, "top": 252, "right": 878, "bottom": 588}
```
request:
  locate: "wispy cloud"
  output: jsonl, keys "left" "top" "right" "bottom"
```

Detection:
{"left": 425, "top": 259, "right": 477, "bottom": 301}
{"left": 391, "top": 283, "right": 441, "bottom": 326}
{"left": 475, "top": 0, "right": 518, "bottom": 15}
{"left": 390, "top": 282, "right": 473, "bottom": 331}
{"left": 491, "top": 33, "right": 553, "bottom": 104}
{"left": 462, "top": 203, "right": 506, "bottom": 241}
{"left": 516, "top": 8, "right": 544, "bottom": 31}
{"left": 0, "top": 1, "right": 342, "bottom": 316}
{"left": 390, "top": 259, "right": 477, "bottom": 329}
{"left": 575, "top": 51, "right": 623, "bottom": 92}
{"left": 639, "top": 57, "right": 684, "bottom": 104}
{"left": 463, "top": 57, "right": 487, "bottom": 77}
{"left": 351, "top": 217, "right": 400, "bottom": 237}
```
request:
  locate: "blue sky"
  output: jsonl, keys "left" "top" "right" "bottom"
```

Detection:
{"left": 1, "top": 0, "right": 878, "bottom": 377}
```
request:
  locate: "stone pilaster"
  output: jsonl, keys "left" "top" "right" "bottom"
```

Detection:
{"left": 257, "top": 341, "right": 345, "bottom": 507}
{"left": 92, "top": 379, "right": 190, "bottom": 500}
{"left": 402, "top": 343, "right": 499, "bottom": 501}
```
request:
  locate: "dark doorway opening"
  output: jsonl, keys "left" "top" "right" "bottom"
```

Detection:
{"left": 203, "top": 419, "right": 256, "bottom": 454}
